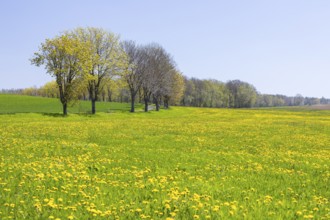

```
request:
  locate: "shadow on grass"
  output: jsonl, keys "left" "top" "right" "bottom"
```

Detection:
{"left": 42, "top": 112, "right": 101, "bottom": 117}
{"left": 37, "top": 107, "right": 154, "bottom": 117}
{"left": 0, "top": 112, "right": 17, "bottom": 115}
{"left": 75, "top": 112, "right": 100, "bottom": 117}
{"left": 41, "top": 113, "right": 66, "bottom": 117}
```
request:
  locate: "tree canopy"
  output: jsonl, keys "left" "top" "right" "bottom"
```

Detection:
{"left": 31, "top": 34, "right": 92, "bottom": 115}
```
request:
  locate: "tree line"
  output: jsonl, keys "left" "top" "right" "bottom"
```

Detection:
{"left": 30, "top": 27, "right": 184, "bottom": 115}
{"left": 2, "top": 27, "right": 329, "bottom": 113}
{"left": 180, "top": 78, "right": 329, "bottom": 108}
{"left": 5, "top": 76, "right": 329, "bottom": 110}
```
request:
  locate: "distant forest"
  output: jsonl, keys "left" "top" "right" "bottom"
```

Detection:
{"left": 2, "top": 77, "right": 329, "bottom": 108}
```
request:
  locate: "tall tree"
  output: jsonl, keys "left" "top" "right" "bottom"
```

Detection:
{"left": 163, "top": 70, "right": 184, "bottom": 108}
{"left": 31, "top": 34, "right": 91, "bottom": 115}
{"left": 121, "top": 41, "right": 146, "bottom": 112}
{"left": 181, "top": 78, "right": 229, "bottom": 108}
{"left": 226, "top": 80, "right": 257, "bottom": 108}
{"left": 70, "top": 27, "right": 125, "bottom": 114}
{"left": 181, "top": 76, "right": 195, "bottom": 106}
{"left": 142, "top": 43, "right": 176, "bottom": 111}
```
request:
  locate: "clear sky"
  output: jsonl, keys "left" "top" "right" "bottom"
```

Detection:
{"left": 0, "top": 0, "right": 329, "bottom": 98}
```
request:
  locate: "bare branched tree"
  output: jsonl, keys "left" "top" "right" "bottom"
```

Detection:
{"left": 121, "top": 41, "right": 146, "bottom": 112}
{"left": 141, "top": 43, "right": 177, "bottom": 111}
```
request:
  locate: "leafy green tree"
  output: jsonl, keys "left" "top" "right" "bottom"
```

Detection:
{"left": 22, "top": 87, "right": 39, "bottom": 96}
{"left": 226, "top": 80, "right": 257, "bottom": 108}
{"left": 163, "top": 71, "right": 185, "bottom": 108}
{"left": 181, "top": 78, "right": 228, "bottom": 108}
{"left": 31, "top": 34, "right": 92, "bottom": 115}
{"left": 39, "top": 81, "right": 59, "bottom": 98}
{"left": 70, "top": 27, "right": 125, "bottom": 114}
{"left": 237, "top": 83, "right": 257, "bottom": 107}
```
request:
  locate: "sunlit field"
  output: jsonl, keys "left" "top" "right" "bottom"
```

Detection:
{"left": 0, "top": 96, "right": 329, "bottom": 219}
{"left": 0, "top": 95, "right": 137, "bottom": 114}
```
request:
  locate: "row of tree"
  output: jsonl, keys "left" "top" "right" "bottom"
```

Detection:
{"left": 31, "top": 27, "right": 184, "bottom": 115}
{"left": 180, "top": 78, "right": 329, "bottom": 108}
{"left": 6, "top": 76, "right": 329, "bottom": 109}
{"left": 181, "top": 79, "right": 257, "bottom": 108}
{"left": 2, "top": 27, "right": 329, "bottom": 112}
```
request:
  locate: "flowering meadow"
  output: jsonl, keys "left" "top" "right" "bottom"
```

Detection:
{"left": 0, "top": 103, "right": 329, "bottom": 219}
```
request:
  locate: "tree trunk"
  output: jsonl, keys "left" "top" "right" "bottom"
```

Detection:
{"left": 138, "top": 90, "right": 142, "bottom": 103}
{"left": 164, "top": 96, "right": 169, "bottom": 109}
{"left": 91, "top": 99, "right": 96, "bottom": 114}
{"left": 108, "top": 90, "right": 112, "bottom": 102}
{"left": 144, "top": 98, "right": 148, "bottom": 112}
{"left": 155, "top": 99, "right": 160, "bottom": 111}
{"left": 164, "top": 99, "right": 168, "bottom": 109}
{"left": 63, "top": 103, "right": 67, "bottom": 116}
{"left": 130, "top": 93, "right": 135, "bottom": 113}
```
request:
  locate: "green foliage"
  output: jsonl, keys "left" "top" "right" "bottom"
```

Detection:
{"left": 39, "top": 81, "right": 59, "bottom": 98}
{"left": 68, "top": 27, "right": 127, "bottom": 114}
{"left": 0, "top": 99, "right": 329, "bottom": 219}
{"left": 166, "top": 71, "right": 185, "bottom": 106}
{"left": 226, "top": 80, "right": 257, "bottom": 108}
{"left": 182, "top": 78, "right": 229, "bottom": 108}
{"left": 31, "top": 34, "right": 94, "bottom": 114}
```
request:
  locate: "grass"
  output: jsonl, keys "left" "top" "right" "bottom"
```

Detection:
{"left": 0, "top": 95, "right": 329, "bottom": 219}
{"left": 0, "top": 94, "right": 140, "bottom": 114}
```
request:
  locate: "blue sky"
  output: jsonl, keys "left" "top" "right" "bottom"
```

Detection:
{"left": 0, "top": 0, "right": 329, "bottom": 97}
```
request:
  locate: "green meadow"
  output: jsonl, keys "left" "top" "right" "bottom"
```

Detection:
{"left": 0, "top": 95, "right": 137, "bottom": 114}
{"left": 0, "top": 95, "right": 329, "bottom": 219}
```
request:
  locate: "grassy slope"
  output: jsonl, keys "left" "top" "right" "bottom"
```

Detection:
{"left": 0, "top": 95, "right": 329, "bottom": 219}
{"left": 0, "top": 94, "right": 141, "bottom": 114}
